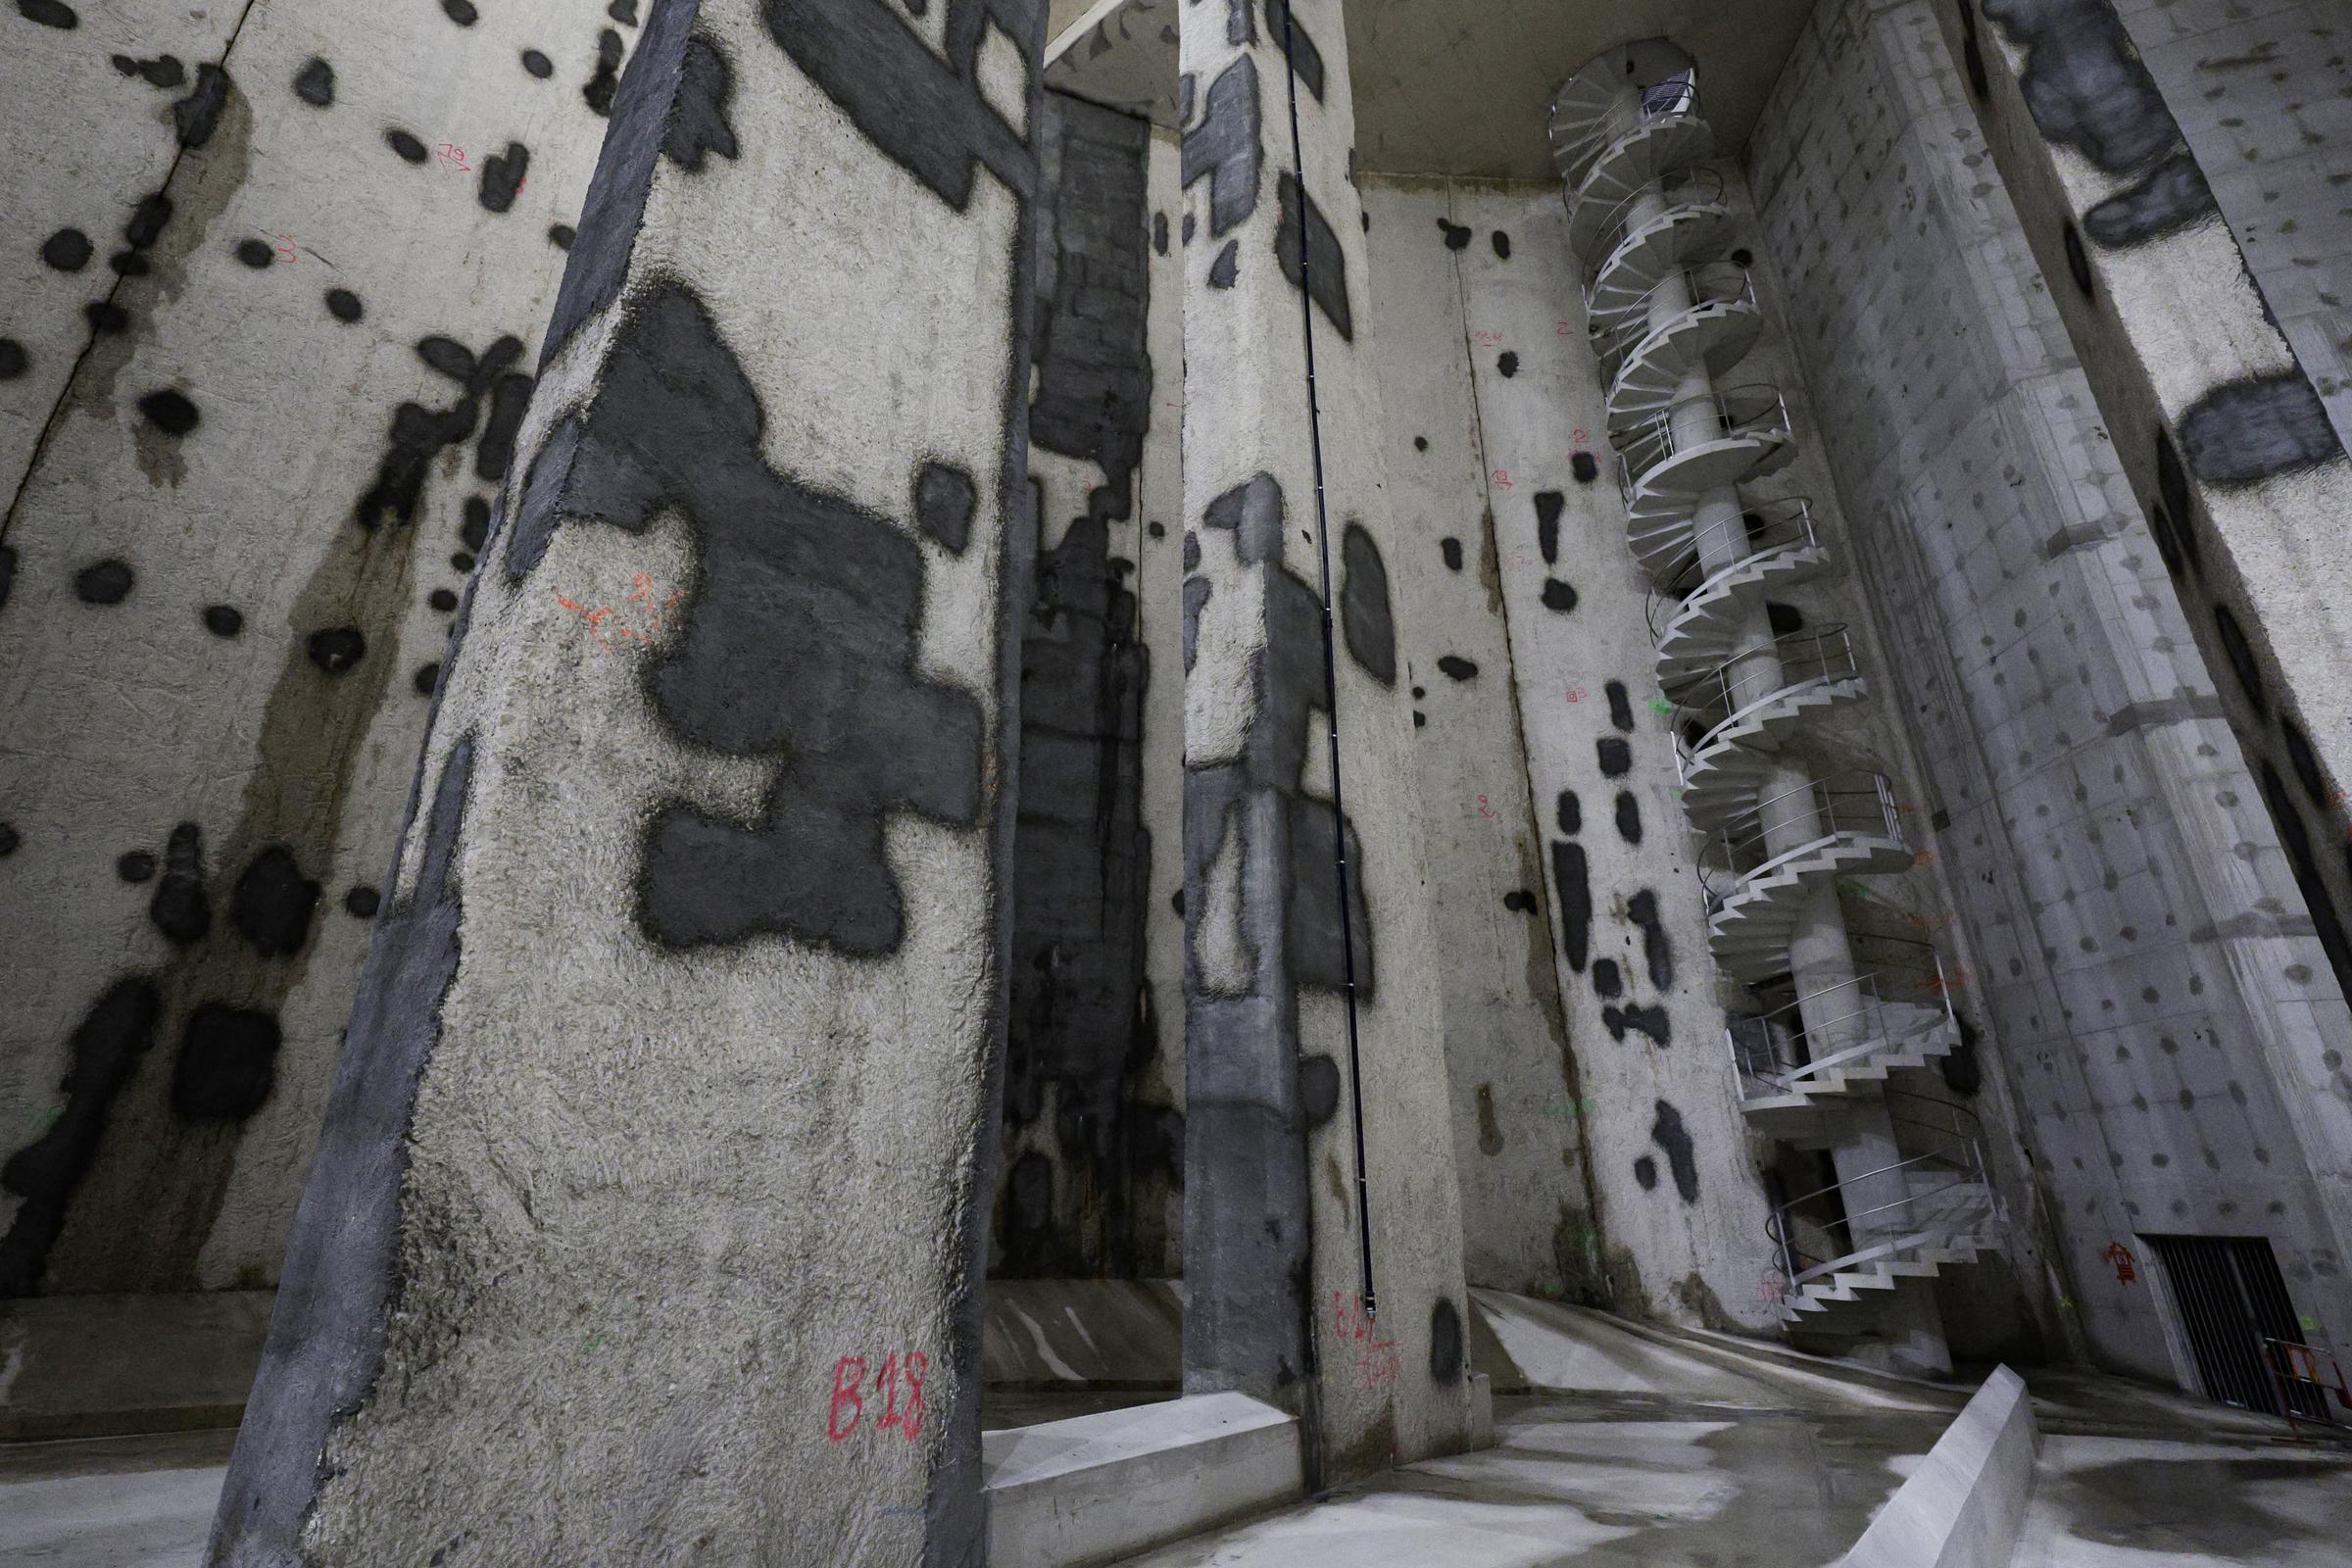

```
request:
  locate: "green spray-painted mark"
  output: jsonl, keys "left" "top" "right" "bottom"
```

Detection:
{"left": 1647, "top": 697, "right": 1675, "bottom": 716}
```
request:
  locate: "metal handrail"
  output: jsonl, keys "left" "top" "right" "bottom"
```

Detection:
{"left": 1643, "top": 499, "right": 1820, "bottom": 635}
{"left": 1591, "top": 262, "right": 1756, "bottom": 370}
{"left": 1553, "top": 71, "right": 1703, "bottom": 190}
{"left": 1727, "top": 948, "right": 1958, "bottom": 1099}
{"left": 1578, "top": 167, "right": 1727, "bottom": 278}
{"left": 1766, "top": 1144, "right": 1999, "bottom": 1292}
{"left": 1691, "top": 770, "right": 1901, "bottom": 904}
{"left": 1613, "top": 384, "right": 1792, "bottom": 501}
{"left": 1658, "top": 623, "right": 1860, "bottom": 754}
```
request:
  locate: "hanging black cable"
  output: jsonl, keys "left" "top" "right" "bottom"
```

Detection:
{"left": 1276, "top": 1, "right": 1379, "bottom": 1318}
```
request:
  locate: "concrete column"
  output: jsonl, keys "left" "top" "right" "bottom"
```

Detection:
{"left": 1821, "top": 1104, "right": 1953, "bottom": 1377}
{"left": 210, "top": 3, "right": 1044, "bottom": 1562}
{"left": 1177, "top": 0, "right": 1477, "bottom": 1481}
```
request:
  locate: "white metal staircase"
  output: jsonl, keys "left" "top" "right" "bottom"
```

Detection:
{"left": 1553, "top": 39, "right": 2006, "bottom": 1348}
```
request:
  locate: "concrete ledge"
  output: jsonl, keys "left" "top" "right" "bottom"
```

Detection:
{"left": 1838, "top": 1363, "right": 2040, "bottom": 1568}
{"left": 982, "top": 1391, "right": 1301, "bottom": 1567}
{"left": 0, "top": 1292, "right": 270, "bottom": 1441}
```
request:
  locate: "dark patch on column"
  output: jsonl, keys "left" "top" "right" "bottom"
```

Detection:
{"left": 1263, "top": 0, "right": 1323, "bottom": 101}
{"left": 530, "top": 286, "right": 985, "bottom": 954}
{"left": 1429, "top": 1298, "right": 1464, "bottom": 1383}
{"left": 357, "top": 335, "right": 525, "bottom": 528}
{"left": 149, "top": 823, "right": 211, "bottom": 947}
{"left": 1208, "top": 240, "right": 1239, "bottom": 286}
{"left": 1437, "top": 655, "right": 1477, "bottom": 681}
{"left": 1202, "top": 471, "right": 1285, "bottom": 563}
{"left": 41, "top": 227, "right": 92, "bottom": 271}
{"left": 1980, "top": 1, "right": 2183, "bottom": 173}
{"left": 234, "top": 238, "right": 274, "bottom": 270}
{"left": 477, "top": 142, "right": 530, "bottom": 213}
{"left": 138, "top": 390, "right": 198, "bottom": 436}
{"left": 1491, "top": 230, "right": 1511, "bottom": 259}
{"left": 1028, "top": 93, "right": 1152, "bottom": 522}
{"left": 1556, "top": 790, "right": 1581, "bottom": 835}
{"left": 207, "top": 738, "right": 475, "bottom": 1559}
{"left": 1288, "top": 798, "right": 1373, "bottom": 994}
{"left": 17, "top": 0, "right": 76, "bottom": 26}
{"left": 0, "top": 980, "right": 162, "bottom": 1295}
{"left": 916, "top": 462, "right": 977, "bottom": 554}
{"left": 1603, "top": 1004, "right": 1670, "bottom": 1046}
{"left": 476, "top": 373, "right": 533, "bottom": 482}
{"left": 2212, "top": 605, "right": 2264, "bottom": 711}
{"left": 585, "top": 26, "right": 625, "bottom": 115}
{"left": 1437, "top": 218, "right": 1470, "bottom": 250}
{"left": 1592, "top": 957, "right": 1622, "bottom": 999}
{"left": 1614, "top": 791, "right": 1642, "bottom": 845}
{"left": 386, "top": 129, "right": 428, "bottom": 163}
{"left": 74, "top": 559, "right": 133, "bottom": 605}
{"left": 231, "top": 847, "right": 320, "bottom": 959}
{"left": 1339, "top": 523, "right": 1394, "bottom": 685}
{"left": 523, "top": 48, "right": 554, "bottom": 78}
{"left": 1551, "top": 842, "right": 1591, "bottom": 972}
{"left": 0, "top": 341, "right": 26, "bottom": 379}
{"left": 307, "top": 628, "right": 366, "bottom": 673}
{"left": 1596, "top": 736, "right": 1631, "bottom": 776}
{"left": 1604, "top": 680, "right": 1633, "bottom": 731}
{"left": 1299, "top": 1054, "right": 1341, "bottom": 1126}
{"left": 2180, "top": 374, "right": 2342, "bottom": 484}
{"left": 1634, "top": 1155, "right": 1657, "bottom": 1190}
{"left": 664, "top": 33, "right": 739, "bottom": 170}
{"left": 1502, "top": 890, "right": 1536, "bottom": 913}
{"left": 293, "top": 57, "right": 334, "bottom": 106}
{"left": 1627, "top": 889, "right": 1672, "bottom": 987}
{"left": 1183, "top": 576, "right": 1210, "bottom": 671}
{"left": 441, "top": 0, "right": 477, "bottom": 23}
{"left": 1440, "top": 537, "right": 1462, "bottom": 571}
{"left": 171, "top": 1005, "right": 282, "bottom": 1120}
{"left": 1649, "top": 1101, "right": 1698, "bottom": 1200}
{"left": 2083, "top": 154, "right": 2214, "bottom": 246}
{"left": 1498, "top": 352, "right": 1519, "bottom": 378}
{"left": 172, "top": 65, "right": 230, "bottom": 148}
{"left": 1275, "top": 171, "right": 1352, "bottom": 341}
{"left": 1535, "top": 491, "right": 1563, "bottom": 563}
{"left": 1570, "top": 452, "right": 1598, "bottom": 483}
{"left": 0, "top": 546, "right": 13, "bottom": 613}
{"left": 1177, "top": 72, "right": 1196, "bottom": 125}
{"left": 1223, "top": 0, "right": 1255, "bottom": 44}
{"left": 1181, "top": 56, "right": 1262, "bottom": 239}
{"left": 1541, "top": 578, "right": 1577, "bottom": 612}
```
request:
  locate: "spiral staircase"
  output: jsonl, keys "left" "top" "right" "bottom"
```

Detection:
{"left": 1551, "top": 42, "right": 2002, "bottom": 1349}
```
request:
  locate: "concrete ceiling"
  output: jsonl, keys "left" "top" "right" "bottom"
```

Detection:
{"left": 1044, "top": 0, "right": 1820, "bottom": 180}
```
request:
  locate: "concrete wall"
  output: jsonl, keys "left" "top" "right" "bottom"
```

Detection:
{"left": 1174, "top": 0, "right": 1476, "bottom": 1478}
{"left": 1751, "top": 0, "right": 2349, "bottom": 1380}
{"left": 211, "top": 0, "right": 1047, "bottom": 1560}
{"left": 0, "top": 0, "right": 636, "bottom": 1299}
{"left": 1354, "top": 179, "right": 1588, "bottom": 1301}
{"left": 997, "top": 88, "right": 1182, "bottom": 1282}
{"left": 1910, "top": 0, "right": 2352, "bottom": 1376}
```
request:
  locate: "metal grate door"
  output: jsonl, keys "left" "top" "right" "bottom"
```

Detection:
{"left": 2143, "top": 1233, "right": 2328, "bottom": 1421}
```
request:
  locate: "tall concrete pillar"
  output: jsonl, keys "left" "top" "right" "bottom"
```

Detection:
{"left": 1176, "top": 0, "right": 1478, "bottom": 1480}
{"left": 210, "top": 2, "right": 1045, "bottom": 1562}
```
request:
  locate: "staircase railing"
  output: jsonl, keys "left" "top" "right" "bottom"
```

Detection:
{"left": 1590, "top": 262, "right": 1757, "bottom": 371}
{"left": 1643, "top": 498, "right": 1819, "bottom": 635}
{"left": 1613, "top": 383, "right": 1791, "bottom": 494}
{"left": 1727, "top": 945, "right": 1958, "bottom": 1100}
{"left": 1552, "top": 71, "right": 1704, "bottom": 188}
{"left": 1577, "top": 167, "right": 1727, "bottom": 278}
{"left": 1659, "top": 623, "right": 1859, "bottom": 755}
{"left": 1766, "top": 1139, "right": 1998, "bottom": 1297}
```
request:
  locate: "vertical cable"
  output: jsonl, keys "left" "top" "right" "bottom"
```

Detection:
{"left": 1276, "top": 2, "right": 1379, "bottom": 1316}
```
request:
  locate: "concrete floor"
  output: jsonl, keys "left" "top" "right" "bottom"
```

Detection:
{"left": 1117, "top": 1392, "right": 1950, "bottom": 1568}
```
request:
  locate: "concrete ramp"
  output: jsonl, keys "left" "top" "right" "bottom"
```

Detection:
{"left": 1470, "top": 1289, "right": 1959, "bottom": 1413}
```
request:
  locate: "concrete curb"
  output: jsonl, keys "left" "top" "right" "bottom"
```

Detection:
{"left": 1837, "top": 1363, "right": 2040, "bottom": 1568}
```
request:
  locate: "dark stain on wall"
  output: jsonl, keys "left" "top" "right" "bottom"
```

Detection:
{"left": 1181, "top": 56, "right": 1262, "bottom": 238}
{"left": 1300, "top": 1054, "right": 1341, "bottom": 1126}
{"left": 1428, "top": 1297, "right": 1464, "bottom": 1382}
{"left": 1339, "top": 523, "right": 1395, "bottom": 684}
{"left": 1604, "top": 680, "right": 1633, "bottom": 732}
{"left": 1627, "top": 888, "right": 1673, "bottom": 988}
{"left": 1595, "top": 736, "right": 1631, "bottom": 777}
{"left": 1541, "top": 578, "right": 1577, "bottom": 612}
{"left": 1437, "top": 655, "right": 1477, "bottom": 681}
{"left": 1033, "top": 92, "right": 1153, "bottom": 521}
{"left": 916, "top": 461, "right": 977, "bottom": 554}
{"left": 2082, "top": 153, "right": 2213, "bottom": 246}
{"left": 1535, "top": 491, "right": 1563, "bottom": 563}
{"left": 1552, "top": 842, "right": 1591, "bottom": 973}
{"left": 1208, "top": 239, "right": 1239, "bottom": 286}
{"left": 229, "top": 846, "right": 319, "bottom": 958}
{"left": 0, "top": 980, "right": 162, "bottom": 1294}
{"left": 356, "top": 335, "right": 529, "bottom": 528}
{"left": 2179, "top": 374, "right": 2342, "bottom": 485}
{"left": 664, "top": 34, "right": 739, "bottom": 170}
{"left": 1614, "top": 791, "right": 1642, "bottom": 846}
{"left": 170, "top": 1004, "right": 282, "bottom": 1121}
{"left": 1440, "top": 536, "right": 1463, "bottom": 571}
{"left": 1603, "top": 1004, "right": 1670, "bottom": 1046}
{"left": 1275, "top": 171, "right": 1352, "bottom": 341}
{"left": 517, "top": 287, "right": 984, "bottom": 954}
{"left": 1437, "top": 217, "right": 1470, "bottom": 250}
{"left": 1649, "top": 1100, "right": 1699, "bottom": 1201}
{"left": 150, "top": 822, "right": 212, "bottom": 947}
{"left": 1591, "top": 956, "right": 1622, "bottom": 999}
{"left": 476, "top": 142, "right": 530, "bottom": 213}
{"left": 1263, "top": 0, "right": 1323, "bottom": 101}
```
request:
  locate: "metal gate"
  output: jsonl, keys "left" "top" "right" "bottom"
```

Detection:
{"left": 2143, "top": 1233, "right": 2328, "bottom": 1421}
